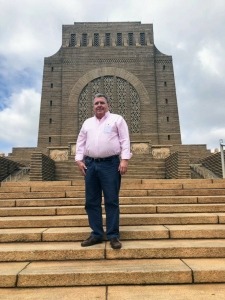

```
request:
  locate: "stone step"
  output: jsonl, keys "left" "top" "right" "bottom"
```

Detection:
{"left": 2, "top": 258, "right": 225, "bottom": 287}
{"left": 1, "top": 203, "right": 225, "bottom": 216}
{"left": 1, "top": 284, "right": 222, "bottom": 300}
{"left": 0, "top": 213, "right": 220, "bottom": 228}
{"left": 65, "top": 189, "right": 225, "bottom": 198}
{"left": 2, "top": 239, "right": 225, "bottom": 262}
{"left": 3, "top": 195, "right": 225, "bottom": 208}
{"left": 2, "top": 224, "right": 225, "bottom": 243}
{"left": 0, "top": 286, "right": 105, "bottom": 299}
{"left": 0, "top": 178, "right": 222, "bottom": 187}
{"left": 2, "top": 178, "right": 225, "bottom": 189}
{"left": 108, "top": 284, "right": 225, "bottom": 300}
{"left": 1, "top": 188, "right": 225, "bottom": 199}
{"left": 0, "top": 192, "right": 67, "bottom": 200}
{"left": 0, "top": 180, "right": 73, "bottom": 187}
{"left": 55, "top": 172, "right": 166, "bottom": 180}
{"left": 0, "top": 259, "right": 193, "bottom": 287}
{"left": 123, "top": 174, "right": 165, "bottom": 179}
{"left": 0, "top": 226, "right": 168, "bottom": 243}
{"left": 1, "top": 179, "right": 225, "bottom": 291}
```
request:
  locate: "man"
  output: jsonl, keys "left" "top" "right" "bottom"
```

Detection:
{"left": 75, "top": 93, "right": 132, "bottom": 249}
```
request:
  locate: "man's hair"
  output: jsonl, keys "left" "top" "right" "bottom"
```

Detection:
{"left": 93, "top": 93, "right": 109, "bottom": 104}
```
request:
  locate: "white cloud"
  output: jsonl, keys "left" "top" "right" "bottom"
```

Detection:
{"left": 197, "top": 42, "right": 224, "bottom": 77}
{"left": 0, "top": 89, "right": 41, "bottom": 154}
{"left": 0, "top": 0, "right": 225, "bottom": 154}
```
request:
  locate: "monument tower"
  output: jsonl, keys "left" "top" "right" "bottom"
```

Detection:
{"left": 37, "top": 21, "right": 181, "bottom": 155}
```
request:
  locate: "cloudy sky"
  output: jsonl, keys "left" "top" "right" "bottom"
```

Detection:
{"left": 0, "top": 0, "right": 225, "bottom": 155}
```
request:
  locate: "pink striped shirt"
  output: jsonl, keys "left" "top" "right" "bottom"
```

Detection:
{"left": 75, "top": 111, "right": 132, "bottom": 161}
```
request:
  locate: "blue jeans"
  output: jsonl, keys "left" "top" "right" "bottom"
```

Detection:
{"left": 84, "top": 155, "right": 121, "bottom": 240}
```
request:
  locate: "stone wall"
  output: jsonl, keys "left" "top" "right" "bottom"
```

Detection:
{"left": 0, "top": 157, "right": 24, "bottom": 181}
{"left": 7, "top": 147, "right": 36, "bottom": 166}
{"left": 165, "top": 151, "right": 191, "bottom": 179}
{"left": 30, "top": 152, "right": 55, "bottom": 181}
{"left": 199, "top": 151, "right": 225, "bottom": 178}
{"left": 171, "top": 144, "right": 211, "bottom": 164}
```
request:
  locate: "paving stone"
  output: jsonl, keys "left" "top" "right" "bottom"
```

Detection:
{"left": 0, "top": 215, "right": 89, "bottom": 228}
{"left": 43, "top": 225, "right": 168, "bottom": 241}
{"left": 16, "top": 198, "right": 84, "bottom": 207}
{"left": 157, "top": 204, "right": 225, "bottom": 213}
{"left": 198, "top": 196, "right": 225, "bottom": 203}
{"left": 141, "top": 179, "right": 213, "bottom": 184}
{"left": 183, "top": 182, "right": 225, "bottom": 189}
{"left": 120, "top": 196, "right": 198, "bottom": 204}
{"left": 0, "top": 242, "right": 105, "bottom": 261}
{"left": 119, "top": 190, "right": 148, "bottom": 197}
{"left": 0, "top": 213, "right": 218, "bottom": 229}
{"left": 0, "top": 207, "right": 56, "bottom": 217}
{"left": 106, "top": 239, "right": 225, "bottom": 259}
{"left": 0, "top": 187, "right": 30, "bottom": 193}
{"left": 167, "top": 224, "right": 225, "bottom": 239}
{"left": 218, "top": 214, "right": 225, "bottom": 223}
{"left": 43, "top": 227, "right": 91, "bottom": 241}
{"left": 0, "top": 287, "right": 105, "bottom": 300}
{"left": 108, "top": 284, "right": 225, "bottom": 300}
{"left": 56, "top": 206, "right": 86, "bottom": 215}
{"left": 184, "top": 258, "right": 225, "bottom": 283}
{"left": 1, "top": 181, "right": 71, "bottom": 187}
{"left": 31, "top": 186, "right": 85, "bottom": 192}
{"left": 0, "top": 228, "right": 45, "bottom": 242}
{"left": 120, "top": 213, "right": 218, "bottom": 225}
{"left": 121, "top": 182, "right": 183, "bottom": 190}
{"left": 0, "top": 192, "right": 66, "bottom": 199}
{"left": 147, "top": 189, "right": 225, "bottom": 196}
{"left": 17, "top": 259, "right": 192, "bottom": 287}
{"left": 0, "top": 200, "right": 15, "bottom": 207}
{"left": 120, "top": 225, "right": 169, "bottom": 240}
{"left": 0, "top": 262, "right": 28, "bottom": 287}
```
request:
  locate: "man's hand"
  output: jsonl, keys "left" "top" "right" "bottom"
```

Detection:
{"left": 118, "top": 159, "right": 128, "bottom": 175}
{"left": 76, "top": 161, "right": 87, "bottom": 176}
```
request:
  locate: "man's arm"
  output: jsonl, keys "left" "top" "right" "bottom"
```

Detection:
{"left": 75, "top": 125, "right": 87, "bottom": 176}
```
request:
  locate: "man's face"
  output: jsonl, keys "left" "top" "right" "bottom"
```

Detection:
{"left": 93, "top": 97, "right": 109, "bottom": 119}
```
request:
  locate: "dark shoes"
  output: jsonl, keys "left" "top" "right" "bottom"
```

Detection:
{"left": 110, "top": 237, "right": 122, "bottom": 249}
{"left": 81, "top": 236, "right": 122, "bottom": 249}
{"left": 81, "top": 236, "right": 102, "bottom": 247}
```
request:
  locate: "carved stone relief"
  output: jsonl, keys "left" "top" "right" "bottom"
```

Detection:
{"left": 131, "top": 143, "right": 149, "bottom": 154}
{"left": 152, "top": 147, "right": 170, "bottom": 159}
{"left": 49, "top": 149, "right": 68, "bottom": 161}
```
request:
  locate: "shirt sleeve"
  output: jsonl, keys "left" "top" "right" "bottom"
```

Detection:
{"left": 75, "top": 124, "right": 87, "bottom": 161}
{"left": 117, "top": 116, "right": 132, "bottom": 160}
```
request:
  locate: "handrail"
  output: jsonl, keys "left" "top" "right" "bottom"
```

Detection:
{"left": 220, "top": 139, "right": 225, "bottom": 179}
{"left": 2, "top": 167, "right": 30, "bottom": 182}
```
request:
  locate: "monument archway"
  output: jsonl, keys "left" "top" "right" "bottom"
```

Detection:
{"left": 69, "top": 67, "right": 150, "bottom": 134}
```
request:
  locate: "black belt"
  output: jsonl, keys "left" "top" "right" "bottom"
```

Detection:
{"left": 85, "top": 155, "right": 119, "bottom": 162}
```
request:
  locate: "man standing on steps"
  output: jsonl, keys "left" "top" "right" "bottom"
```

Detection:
{"left": 75, "top": 93, "right": 132, "bottom": 249}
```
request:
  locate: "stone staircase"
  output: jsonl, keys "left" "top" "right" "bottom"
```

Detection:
{"left": 1, "top": 179, "right": 225, "bottom": 299}
{"left": 55, "top": 154, "right": 166, "bottom": 180}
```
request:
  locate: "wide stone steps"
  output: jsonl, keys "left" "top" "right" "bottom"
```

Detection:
{"left": 0, "top": 213, "right": 222, "bottom": 228}
{"left": 1, "top": 178, "right": 225, "bottom": 296}
{"left": 2, "top": 258, "right": 225, "bottom": 288}
{"left": 55, "top": 157, "right": 166, "bottom": 180}
{"left": 1, "top": 284, "right": 225, "bottom": 300}
{"left": 2, "top": 224, "right": 225, "bottom": 242}
{"left": 2, "top": 239, "right": 225, "bottom": 262}
{"left": 2, "top": 203, "right": 225, "bottom": 216}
